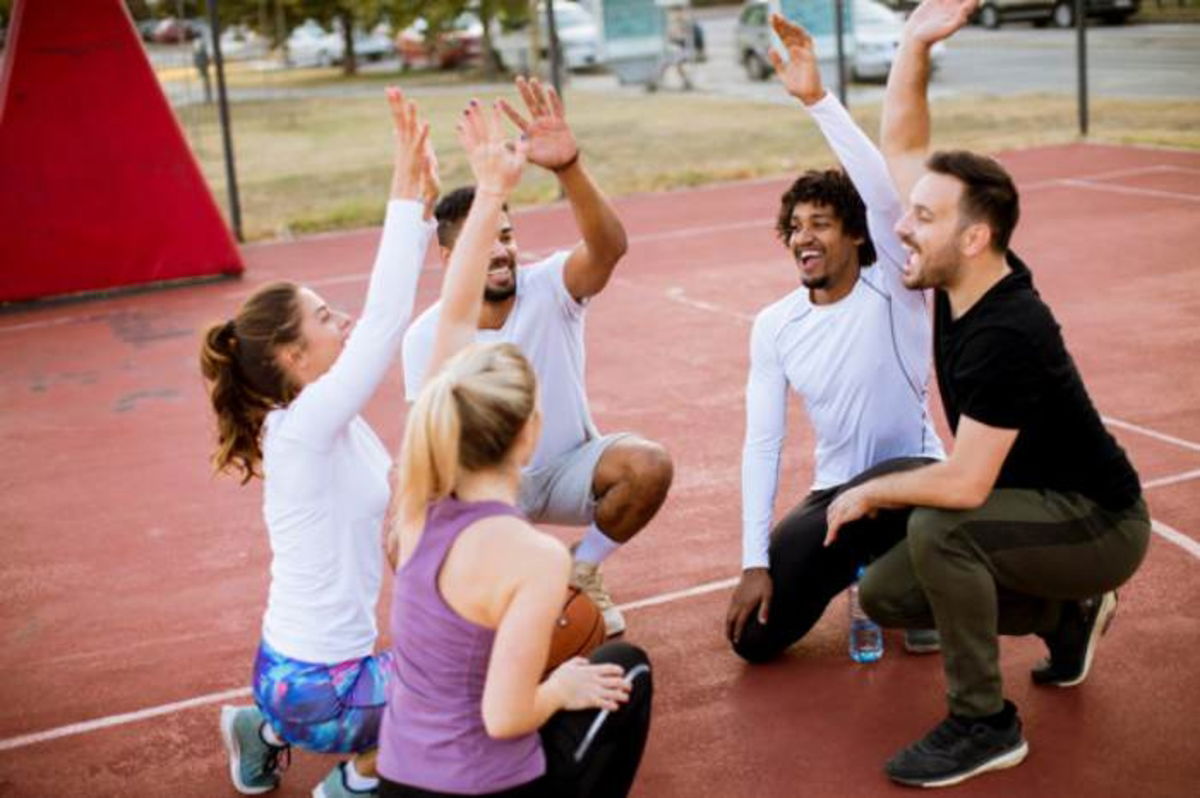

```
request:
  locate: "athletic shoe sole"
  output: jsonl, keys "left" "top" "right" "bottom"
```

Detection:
{"left": 219, "top": 705, "right": 278, "bottom": 796}
{"left": 1052, "top": 591, "right": 1118, "bottom": 688}
{"left": 889, "top": 739, "right": 1030, "bottom": 788}
{"left": 903, "top": 632, "right": 941, "bottom": 655}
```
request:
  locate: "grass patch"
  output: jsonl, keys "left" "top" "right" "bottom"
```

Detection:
{"left": 181, "top": 88, "right": 1200, "bottom": 241}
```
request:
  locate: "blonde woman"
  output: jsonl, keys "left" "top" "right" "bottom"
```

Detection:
{"left": 375, "top": 97, "right": 653, "bottom": 798}
{"left": 200, "top": 90, "right": 437, "bottom": 798}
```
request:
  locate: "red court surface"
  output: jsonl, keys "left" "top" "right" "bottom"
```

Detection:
{"left": 1, "top": 142, "right": 1198, "bottom": 798}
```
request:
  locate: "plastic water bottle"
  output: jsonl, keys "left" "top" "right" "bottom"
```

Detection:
{"left": 849, "top": 566, "right": 883, "bottom": 663}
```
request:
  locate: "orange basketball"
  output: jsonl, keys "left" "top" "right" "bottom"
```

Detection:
{"left": 545, "top": 587, "right": 605, "bottom": 674}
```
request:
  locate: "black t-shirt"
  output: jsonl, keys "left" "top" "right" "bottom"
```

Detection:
{"left": 934, "top": 253, "right": 1141, "bottom": 510}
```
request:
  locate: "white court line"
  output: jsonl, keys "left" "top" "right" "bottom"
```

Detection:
{"left": 664, "top": 287, "right": 755, "bottom": 323}
{"left": 1143, "top": 468, "right": 1200, "bottom": 491}
{"left": 1056, "top": 179, "right": 1200, "bottom": 204}
{"left": 0, "top": 686, "right": 251, "bottom": 753}
{"left": 1102, "top": 416, "right": 1200, "bottom": 455}
{"left": 1151, "top": 519, "right": 1200, "bottom": 560}
{"left": 6, "top": 505, "right": 1200, "bottom": 754}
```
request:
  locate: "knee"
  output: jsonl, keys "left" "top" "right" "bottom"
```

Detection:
{"left": 729, "top": 623, "right": 782, "bottom": 665}
{"left": 592, "top": 642, "right": 653, "bottom": 703}
{"left": 906, "top": 507, "right": 961, "bottom": 574}
{"left": 858, "top": 568, "right": 901, "bottom": 627}
{"left": 621, "top": 440, "right": 674, "bottom": 500}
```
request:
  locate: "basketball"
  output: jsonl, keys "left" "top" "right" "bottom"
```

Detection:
{"left": 545, "top": 587, "right": 605, "bottom": 674}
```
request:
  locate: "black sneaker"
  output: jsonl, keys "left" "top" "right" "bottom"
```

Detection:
{"left": 885, "top": 702, "right": 1029, "bottom": 788}
{"left": 1032, "top": 591, "right": 1117, "bottom": 687}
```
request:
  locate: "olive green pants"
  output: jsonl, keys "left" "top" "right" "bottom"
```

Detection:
{"left": 860, "top": 490, "right": 1150, "bottom": 717}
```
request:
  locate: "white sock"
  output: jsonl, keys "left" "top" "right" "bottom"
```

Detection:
{"left": 574, "top": 524, "right": 621, "bottom": 565}
{"left": 258, "top": 721, "right": 284, "bottom": 747}
{"left": 343, "top": 760, "right": 379, "bottom": 792}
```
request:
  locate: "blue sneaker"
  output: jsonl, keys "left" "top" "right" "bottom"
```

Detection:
{"left": 219, "top": 705, "right": 290, "bottom": 795}
{"left": 312, "top": 762, "right": 379, "bottom": 798}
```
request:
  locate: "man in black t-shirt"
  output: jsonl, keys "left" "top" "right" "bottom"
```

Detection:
{"left": 820, "top": 0, "right": 1152, "bottom": 789}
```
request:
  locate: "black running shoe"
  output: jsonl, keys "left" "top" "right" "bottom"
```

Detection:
{"left": 1032, "top": 591, "right": 1117, "bottom": 687}
{"left": 885, "top": 702, "right": 1029, "bottom": 788}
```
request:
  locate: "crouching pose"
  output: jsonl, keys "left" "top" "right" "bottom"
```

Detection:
{"left": 378, "top": 101, "right": 652, "bottom": 798}
{"left": 726, "top": 14, "right": 944, "bottom": 663}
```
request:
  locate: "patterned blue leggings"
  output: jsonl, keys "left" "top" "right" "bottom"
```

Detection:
{"left": 252, "top": 639, "right": 393, "bottom": 754}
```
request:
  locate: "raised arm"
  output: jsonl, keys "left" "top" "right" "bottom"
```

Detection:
{"left": 881, "top": 0, "right": 977, "bottom": 205}
{"left": 425, "top": 101, "right": 529, "bottom": 378}
{"left": 499, "top": 77, "right": 627, "bottom": 302}
{"left": 726, "top": 312, "right": 789, "bottom": 644}
{"left": 769, "top": 14, "right": 906, "bottom": 269}
{"left": 281, "top": 88, "right": 437, "bottom": 445}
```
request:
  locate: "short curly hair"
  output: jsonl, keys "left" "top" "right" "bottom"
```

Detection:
{"left": 776, "top": 169, "right": 875, "bottom": 266}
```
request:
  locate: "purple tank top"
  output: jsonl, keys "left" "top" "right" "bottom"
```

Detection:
{"left": 377, "top": 497, "right": 545, "bottom": 793}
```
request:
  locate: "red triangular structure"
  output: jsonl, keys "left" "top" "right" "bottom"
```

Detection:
{"left": 0, "top": 0, "right": 243, "bottom": 303}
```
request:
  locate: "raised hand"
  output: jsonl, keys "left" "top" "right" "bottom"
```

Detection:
{"left": 456, "top": 99, "right": 529, "bottom": 198}
{"left": 386, "top": 87, "right": 434, "bottom": 203}
{"left": 546, "top": 658, "right": 631, "bottom": 712}
{"left": 497, "top": 76, "right": 579, "bottom": 173}
{"left": 904, "top": 0, "right": 978, "bottom": 46}
{"left": 768, "top": 14, "right": 824, "bottom": 106}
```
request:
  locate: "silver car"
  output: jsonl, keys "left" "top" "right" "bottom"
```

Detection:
{"left": 735, "top": 0, "right": 942, "bottom": 82}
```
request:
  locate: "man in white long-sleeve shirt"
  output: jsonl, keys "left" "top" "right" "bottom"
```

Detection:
{"left": 725, "top": 15, "right": 944, "bottom": 662}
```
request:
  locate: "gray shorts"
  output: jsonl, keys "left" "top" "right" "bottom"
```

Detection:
{"left": 518, "top": 433, "right": 630, "bottom": 526}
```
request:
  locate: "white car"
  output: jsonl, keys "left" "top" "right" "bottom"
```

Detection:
{"left": 493, "top": 2, "right": 603, "bottom": 73}
{"left": 735, "top": 0, "right": 943, "bottom": 82}
{"left": 286, "top": 19, "right": 394, "bottom": 67}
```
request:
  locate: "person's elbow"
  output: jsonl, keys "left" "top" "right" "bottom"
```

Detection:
{"left": 482, "top": 706, "right": 537, "bottom": 740}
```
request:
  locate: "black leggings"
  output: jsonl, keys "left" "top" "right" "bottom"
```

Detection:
{"left": 732, "top": 457, "right": 935, "bottom": 663}
{"left": 380, "top": 642, "right": 653, "bottom": 798}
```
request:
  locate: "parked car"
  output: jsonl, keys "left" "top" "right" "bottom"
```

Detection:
{"left": 286, "top": 19, "right": 394, "bottom": 67}
{"left": 735, "top": 0, "right": 942, "bottom": 82}
{"left": 493, "top": 1, "right": 603, "bottom": 73}
{"left": 974, "top": 0, "right": 1140, "bottom": 28}
{"left": 397, "top": 13, "right": 483, "bottom": 70}
{"left": 151, "top": 17, "right": 204, "bottom": 44}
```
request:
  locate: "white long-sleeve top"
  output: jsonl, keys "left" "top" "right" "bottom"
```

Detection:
{"left": 740, "top": 93, "right": 944, "bottom": 570}
{"left": 260, "top": 199, "right": 434, "bottom": 664}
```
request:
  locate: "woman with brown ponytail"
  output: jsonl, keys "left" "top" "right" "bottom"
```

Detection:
{"left": 374, "top": 102, "right": 654, "bottom": 798}
{"left": 201, "top": 89, "right": 440, "bottom": 798}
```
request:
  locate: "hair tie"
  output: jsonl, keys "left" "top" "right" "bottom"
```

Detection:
{"left": 223, "top": 320, "right": 239, "bottom": 348}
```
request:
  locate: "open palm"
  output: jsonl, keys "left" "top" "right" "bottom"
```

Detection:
{"left": 498, "top": 76, "right": 579, "bottom": 171}
{"left": 767, "top": 13, "right": 824, "bottom": 105}
{"left": 905, "top": 0, "right": 978, "bottom": 45}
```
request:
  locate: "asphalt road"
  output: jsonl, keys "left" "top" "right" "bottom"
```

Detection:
{"left": 682, "top": 12, "right": 1200, "bottom": 104}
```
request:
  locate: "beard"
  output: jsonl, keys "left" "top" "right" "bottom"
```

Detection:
{"left": 901, "top": 237, "right": 960, "bottom": 290}
{"left": 800, "top": 273, "right": 830, "bottom": 289}
{"left": 483, "top": 260, "right": 517, "bottom": 303}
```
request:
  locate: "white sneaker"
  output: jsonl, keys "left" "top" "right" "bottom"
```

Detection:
{"left": 570, "top": 560, "right": 626, "bottom": 636}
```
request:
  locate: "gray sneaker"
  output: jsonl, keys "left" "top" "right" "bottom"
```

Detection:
{"left": 904, "top": 628, "right": 941, "bottom": 654}
{"left": 312, "top": 762, "right": 378, "bottom": 798}
{"left": 219, "top": 705, "right": 289, "bottom": 795}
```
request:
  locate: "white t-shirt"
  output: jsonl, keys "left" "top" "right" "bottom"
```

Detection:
{"left": 402, "top": 252, "right": 597, "bottom": 471}
{"left": 740, "top": 93, "right": 945, "bottom": 570}
{"left": 260, "top": 199, "right": 434, "bottom": 664}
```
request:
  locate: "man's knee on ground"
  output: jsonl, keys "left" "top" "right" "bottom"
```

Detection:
{"left": 729, "top": 621, "right": 783, "bottom": 665}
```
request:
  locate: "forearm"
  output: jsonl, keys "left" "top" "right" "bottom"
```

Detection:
{"left": 865, "top": 459, "right": 989, "bottom": 512}
{"left": 558, "top": 160, "right": 628, "bottom": 270}
{"left": 881, "top": 37, "right": 934, "bottom": 159}
{"left": 741, "top": 445, "right": 780, "bottom": 570}
{"left": 428, "top": 191, "right": 506, "bottom": 369}
{"left": 807, "top": 93, "right": 902, "bottom": 214}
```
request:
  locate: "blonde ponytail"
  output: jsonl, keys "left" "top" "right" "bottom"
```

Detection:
{"left": 396, "top": 342, "right": 537, "bottom": 527}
